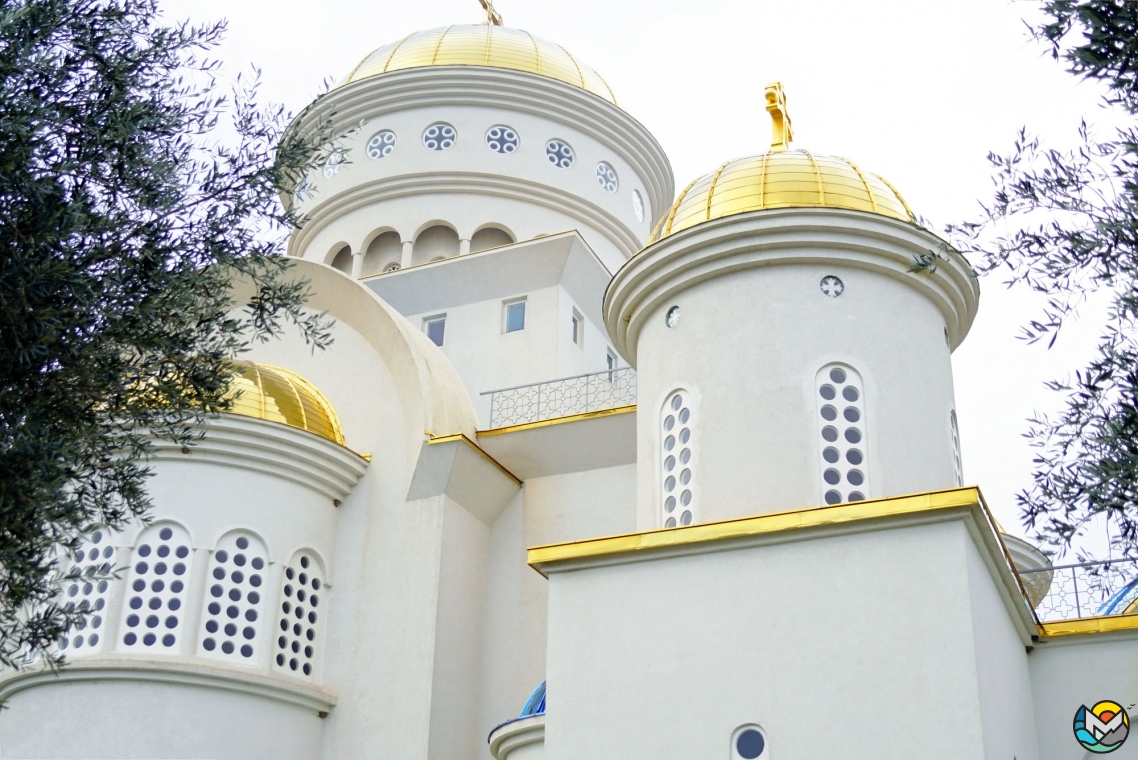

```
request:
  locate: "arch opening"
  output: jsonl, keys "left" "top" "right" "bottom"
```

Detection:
{"left": 471, "top": 226, "right": 514, "bottom": 253}
{"left": 413, "top": 225, "right": 459, "bottom": 265}
{"left": 330, "top": 245, "right": 353, "bottom": 275}
{"left": 363, "top": 231, "right": 401, "bottom": 276}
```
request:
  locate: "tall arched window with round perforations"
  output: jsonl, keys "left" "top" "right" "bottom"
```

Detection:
{"left": 274, "top": 550, "right": 326, "bottom": 678}
{"left": 197, "top": 532, "right": 269, "bottom": 663}
{"left": 950, "top": 410, "right": 963, "bottom": 486}
{"left": 661, "top": 390, "right": 695, "bottom": 527}
{"left": 816, "top": 364, "right": 870, "bottom": 504}
{"left": 117, "top": 523, "right": 193, "bottom": 652}
{"left": 57, "top": 528, "right": 117, "bottom": 656}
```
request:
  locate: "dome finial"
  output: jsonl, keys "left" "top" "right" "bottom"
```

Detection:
{"left": 479, "top": 0, "right": 504, "bottom": 25}
{"left": 764, "top": 82, "right": 793, "bottom": 152}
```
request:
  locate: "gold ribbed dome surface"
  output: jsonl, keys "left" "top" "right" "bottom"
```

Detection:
{"left": 651, "top": 150, "right": 915, "bottom": 243}
{"left": 226, "top": 362, "right": 345, "bottom": 446}
{"left": 342, "top": 25, "right": 617, "bottom": 104}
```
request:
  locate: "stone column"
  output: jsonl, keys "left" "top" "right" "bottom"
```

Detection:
{"left": 401, "top": 240, "right": 413, "bottom": 268}
{"left": 459, "top": 238, "right": 471, "bottom": 256}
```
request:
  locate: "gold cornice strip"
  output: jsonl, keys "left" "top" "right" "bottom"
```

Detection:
{"left": 477, "top": 404, "right": 636, "bottom": 438}
{"left": 428, "top": 433, "right": 521, "bottom": 485}
{"left": 1039, "top": 614, "right": 1138, "bottom": 638}
{"left": 528, "top": 486, "right": 983, "bottom": 570}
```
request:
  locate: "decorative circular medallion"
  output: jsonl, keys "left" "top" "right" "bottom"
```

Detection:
{"left": 820, "top": 275, "right": 844, "bottom": 297}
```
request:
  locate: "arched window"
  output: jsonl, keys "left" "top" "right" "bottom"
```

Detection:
{"left": 471, "top": 227, "right": 513, "bottom": 252}
{"left": 197, "top": 531, "right": 269, "bottom": 664}
{"left": 330, "top": 245, "right": 352, "bottom": 275}
{"left": 117, "top": 522, "right": 193, "bottom": 652}
{"left": 58, "top": 528, "right": 117, "bottom": 656}
{"left": 816, "top": 364, "right": 869, "bottom": 504}
{"left": 273, "top": 550, "right": 326, "bottom": 678}
{"left": 661, "top": 390, "right": 695, "bottom": 527}
{"left": 950, "top": 410, "right": 963, "bottom": 486}
{"left": 412, "top": 225, "right": 459, "bottom": 265}
{"left": 363, "top": 231, "right": 401, "bottom": 276}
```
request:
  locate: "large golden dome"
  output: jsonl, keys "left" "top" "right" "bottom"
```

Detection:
{"left": 650, "top": 83, "right": 914, "bottom": 243}
{"left": 342, "top": 25, "right": 617, "bottom": 105}
{"left": 226, "top": 362, "right": 345, "bottom": 446}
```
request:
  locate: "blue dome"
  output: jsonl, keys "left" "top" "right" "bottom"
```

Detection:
{"left": 520, "top": 681, "right": 546, "bottom": 717}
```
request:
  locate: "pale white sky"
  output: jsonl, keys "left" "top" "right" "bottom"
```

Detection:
{"left": 164, "top": 0, "right": 1121, "bottom": 544}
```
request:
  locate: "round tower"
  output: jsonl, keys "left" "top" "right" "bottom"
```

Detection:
{"left": 286, "top": 24, "right": 674, "bottom": 276}
{"left": 604, "top": 83, "right": 980, "bottom": 530}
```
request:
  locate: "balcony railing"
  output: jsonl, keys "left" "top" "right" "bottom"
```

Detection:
{"left": 1019, "top": 557, "right": 1138, "bottom": 622}
{"left": 481, "top": 367, "right": 636, "bottom": 428}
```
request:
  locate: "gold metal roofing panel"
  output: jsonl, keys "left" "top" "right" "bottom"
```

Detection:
{"left": 342, "top": 25, "right": 617, "bottom": 105}
{"left": 227, "top": 361, "right": 346, "bottom": 446}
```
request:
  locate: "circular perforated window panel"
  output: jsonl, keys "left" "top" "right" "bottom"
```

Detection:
{"left": 118, "top": 524, "right": 192, "bottom": 652}
{"left": 485, "top": 125, "right": 519, "bottom": 154}
{"left": 545, "top": 139, "right": 575, "bottom": 169}
{"left": 197, "top": 533, "right": 268, "bottom": 663}
{"left": 274, "top": 552, "right": 325, "bottom": 678}
{"left": 366, "top": 130, "right": 396, "bottom": 159}
{"left": 423, "top": 123, "right": 456, "bottom": 151}
{"left": 817, "top": 365, "right": 869, "bottom": 504}
{"left": 596, "top": 162, "right": 618, "bottom": 192}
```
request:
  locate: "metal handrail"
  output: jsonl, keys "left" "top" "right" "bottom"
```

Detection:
{"left": 481, "top": 366, "right": 636, "bottom": 428}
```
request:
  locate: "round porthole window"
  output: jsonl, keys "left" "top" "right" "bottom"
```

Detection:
{"left": 545, "top": 139, "right": 575, "bottom": 168}
{"left": 731, "top": 725, "right": 769, "bottom": 760}
{"left": 322, "top": 151, "right": 344, "bottom": 179}
{"left": 596, "top": 161, "right": 618, "bottom": 192}
{"left": 665, "top": 306, "right": 681, "bottom": 328}
{"left": 423, "top": 123, "right": 457, "bottom": 151}
{"left": 632, "top": 190, "right": 644, "bottom": 222}
{"left": 366, "top": 130, "right": 396, "bottom": 159}
{"left": 485, "top": 125, "right": 519, "bottom": 154}
{"left": 820, "top": 275, "right": 844, "bottom": 297}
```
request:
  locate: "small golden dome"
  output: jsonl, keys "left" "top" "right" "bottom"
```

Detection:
{"left": 650, "top": 83, "right": 914, "bottom": 243}
{"left": 341, "top": 25, "right": 617, "bottom": 105}
{"left": 650, "top": 152, "right": 915, "bottom": 242}
{"left": 226, "top": 362, "right": 345, "bottom": 446}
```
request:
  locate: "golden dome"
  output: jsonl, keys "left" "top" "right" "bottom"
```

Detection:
{"left": 650, "top": 83, "right": 914, "bottom": 243}
{"left": 650, "top": 151, "right": 914, "bottom": 243}
{"left": 226, "top": 362, "right": 345, "bottom": 446}
{"left": 341, "top": 25, "right": 617, "bottom": 105}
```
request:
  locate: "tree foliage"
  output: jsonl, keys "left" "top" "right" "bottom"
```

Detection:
{"left": 0, "top": 0, "right": 332, "bottom": 667}
{"left": 954, "top": 0, "right": 1138, "bottom": 557}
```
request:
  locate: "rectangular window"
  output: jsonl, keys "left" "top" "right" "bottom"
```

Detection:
{"left": 504, "top": 299, "right": 526, "bottom": 333}
{"left": 424, "top": 315, "right": 446, "bottom": 347}
{"left": 606, "top": 349, "right": 617, "bottom": 381}
{"left": 571, "top": 309, "right": 583, "bottom": 346}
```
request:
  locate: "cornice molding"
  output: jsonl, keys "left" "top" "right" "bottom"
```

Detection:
{"left": 289, "top": 66, "right": 674, "bottom": 229}
{"left": 288, "top": 171, "right": 641, "bottom": 260}
{"left": 0, "top": 655, "right": 337, "bottom": 713}
{"left": 488, "top": 714, "right": 546, "bottom": 759}
{"left": 151, "top": 414, "right": 369, "bottom": 501}
{"left": 603, "top": 208, "right": 980, "bottom": 364}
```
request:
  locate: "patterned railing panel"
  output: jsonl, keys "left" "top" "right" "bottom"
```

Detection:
{"left": 482, "top": 367, "right": 636, "bottom": 428}
{"left": 1019, "top": 558, "right": 1138, "bottom": 622}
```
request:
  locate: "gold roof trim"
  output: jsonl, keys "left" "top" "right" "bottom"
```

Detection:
{"left": 226, "top": 361, "right": 346, "bottom": 446}
{"left": 341, "top": 25, "right": 617, "bottom": 105}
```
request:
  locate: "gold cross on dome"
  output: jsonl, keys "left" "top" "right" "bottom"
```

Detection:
{"left": 765, "top": 82, "right": 794, "bottom": 152}
{"left": 479, "top": 0, "right": 504, "bottom": 25}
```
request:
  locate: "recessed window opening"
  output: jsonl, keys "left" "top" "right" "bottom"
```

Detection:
{"left": 330, "top": 245, "right": 352, "bottom": 275}
{"left": 363, "top": 231, "right": 401, "bottom": 276}
{"left": 661, "top": 391, "right": 695, "bottom": 528}
{"left": 197, "top": 532, "right": 269, "bottom": 664}
{"left": 57, "top": 528, "right": 117, "bottom": 656}
{"left": 606, "top": 349, "right": 617, "bottom": 380}
{"left": 571, "top": 309, "right": 583, "bottom": 347}
{"left": 504, "top": 299, "right": 526, "bottom": 333}
{"left": 424, "top": 315, "right": 446, "bottom": 347}
{"left": 413, "top": 225, "right": 459, "bottom": 265}
{"left": 273, "top": 551, "right": 325, "bottom": 678}
{"left": 485, "top": 125, "right": 519, "bottom": 154}
{"left": 422, "top": 122, "right": 456, "bottom": 150}
{"left": 632, "top": 190, "right": 645, "bottom": 222}
{"left": 118, "top": 523, "right": 192, "bottom": 653}
{"left": 471, "top": 226, "right": 514, "bottom": 252}
{"left": 366, "top": 130, "right": 396, "bottom": 159}
{"left": 545, "top": 139, "right": 575, "bottom": 168}
{"left": 950, "top": 410, "right": 963, "bottom": 486}
{"left": 731, "top": 724, "right": 770, "bottom": 759}
{"left": 816, "top": 364, "right": 869, "bottom": 505}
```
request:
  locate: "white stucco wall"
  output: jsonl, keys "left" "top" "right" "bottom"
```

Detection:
{"left": 1029, "top": 632, "right": 1138, "bottom": 760}
{"left": 542, "top": 520, "right": 1026, "bottom": 760}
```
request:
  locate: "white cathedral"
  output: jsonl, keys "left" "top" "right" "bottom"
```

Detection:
{"left": 3, "top": 17, "right": 1137, "bottom": 760}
